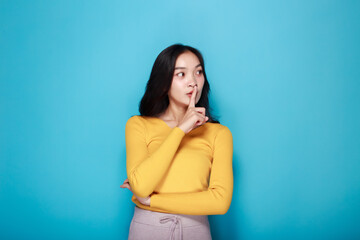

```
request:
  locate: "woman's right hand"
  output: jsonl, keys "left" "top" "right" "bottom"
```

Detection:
{"left": 177, "top": 86, "right": 209, "bottom": 134}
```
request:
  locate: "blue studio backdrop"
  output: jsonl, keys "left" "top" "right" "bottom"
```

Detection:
{"left": 1, "top": 0, "right": 359, "bottom": 239}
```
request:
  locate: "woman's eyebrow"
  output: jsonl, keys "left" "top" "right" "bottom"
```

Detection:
{"left": 175, "top": 63, "right": 202, "bottom": 70}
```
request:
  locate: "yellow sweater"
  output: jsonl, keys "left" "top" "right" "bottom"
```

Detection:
{"left": 125, "top": 115, "right": 233, "bottom": 215}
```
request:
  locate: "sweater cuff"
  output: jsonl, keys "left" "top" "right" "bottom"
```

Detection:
{"left": 150, "top": 194, "right": 159, "bottom": 208}
{"left": 173, "top": 126, "right": 186, "bottom": 135}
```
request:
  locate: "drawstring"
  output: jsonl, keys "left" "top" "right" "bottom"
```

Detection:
{"left": 159, "top": 216, "right": 183, "bottom": 240}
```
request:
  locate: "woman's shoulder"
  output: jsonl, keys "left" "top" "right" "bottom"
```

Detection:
{"left": 127, "top": 115, "right": 157, "bottom": 123}
{"left": 126, "top": 115, "right": 139, "bottom": 123}
{"left": 126, "top": 115, "right": 145, "bottom": 127}
{"left": 126, "top": 115, "right": 148, "bottom": 121}
{"left": 205, "top": 122, "right": 233, "bottom": 146}
{"left": 126, "top": 115, "right": 156, "bottom": 128}
{"left": 206, "top": 121, "right": 232, "bottom": 134}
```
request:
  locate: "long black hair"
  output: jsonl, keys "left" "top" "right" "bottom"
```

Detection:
{"left": 139, "top": 43, "right": 220, "bottom": 123}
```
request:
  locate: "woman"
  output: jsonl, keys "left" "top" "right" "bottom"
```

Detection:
{"left": 120, "top": 43, "right": 233, "bottom": 240}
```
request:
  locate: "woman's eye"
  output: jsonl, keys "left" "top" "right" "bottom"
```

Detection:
{"left": 196, "top": 70, "right": 203, "bottom": 75}
{"left": 176, "top": 72, "right": 184, "bottom": 77}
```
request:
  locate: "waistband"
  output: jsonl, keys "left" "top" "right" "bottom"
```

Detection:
{"left": 132, "top": 206, "right": 209, "bottom": 228}
{"left": 132, "top": 206, "right": 210, "bottom": 240}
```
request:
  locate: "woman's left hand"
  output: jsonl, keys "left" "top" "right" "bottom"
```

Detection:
{"left": 120, "top": 178, "right": 151, "bottom": 206}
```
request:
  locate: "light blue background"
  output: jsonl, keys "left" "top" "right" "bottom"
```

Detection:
{"left": 1, "top": 0, "right": 359, "bottom": 239}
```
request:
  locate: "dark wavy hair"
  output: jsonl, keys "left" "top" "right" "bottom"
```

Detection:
{"left": 139, "top": 43, "right": 220, "bottom": 123}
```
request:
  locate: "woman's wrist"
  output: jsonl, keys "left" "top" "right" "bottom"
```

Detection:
{"left": 140, "top": 196, "right": 151, "bottom": 206}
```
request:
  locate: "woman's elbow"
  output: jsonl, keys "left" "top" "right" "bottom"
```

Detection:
{"left": 128, "top": 176, "right": 153, "bottom": 198}
{"left": 210, "top": 188, "right": 232, "bottom": 214}
{"left": 213, "top": 199, "right": 231, "bottom": 215}
{"left": 133, "top": 189, "right": 151, "bottom": 198}
{"left": 214, "top": 192, "right": 232, "bottom": 215}
{"left": 220, "top": 200, "right": 232, "bottom": 214}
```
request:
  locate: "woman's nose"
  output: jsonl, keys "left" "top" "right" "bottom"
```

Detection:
{"left": 188, "top": 80, "right": 197, "bottom": 88}
{"left": 188, "top": 75, "right": 197, "bottom": 87}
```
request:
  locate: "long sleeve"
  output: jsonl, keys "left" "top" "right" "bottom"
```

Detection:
{"left": 125, "top": 116, "right": 185, "bottom": 198}
{"left": 149, "top": 126, "right": 233, "bottom": 215}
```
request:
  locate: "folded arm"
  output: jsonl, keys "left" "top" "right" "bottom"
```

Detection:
{"left": 125, "top": 116, "right": 185, "bottom": 198}
{"left": 149, "top": 126, "right": 234, "bottom": 215}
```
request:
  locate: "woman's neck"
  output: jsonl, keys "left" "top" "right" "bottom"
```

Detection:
{"left": 157, "top": 102, "right": 187, "bottom": 124}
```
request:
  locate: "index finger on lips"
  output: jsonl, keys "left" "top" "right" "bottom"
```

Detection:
{"left": 188, "top": 86, "right": 197, "bottom": 108}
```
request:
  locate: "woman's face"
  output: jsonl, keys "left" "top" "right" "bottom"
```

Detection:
{"left": 168, "top": 51, "right": 205, "bottom": 108}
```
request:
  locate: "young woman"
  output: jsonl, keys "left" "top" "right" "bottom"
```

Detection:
{"left": 120, "top": 44, "right": 233, "bottom": 240}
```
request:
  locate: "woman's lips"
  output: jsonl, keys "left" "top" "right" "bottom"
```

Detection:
{"left": 187, "top": 91, "right": 194, "bottom": 96}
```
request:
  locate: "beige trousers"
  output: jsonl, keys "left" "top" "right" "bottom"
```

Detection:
{"left": 128, "top": 206, "right": 212, "bottom": 240}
